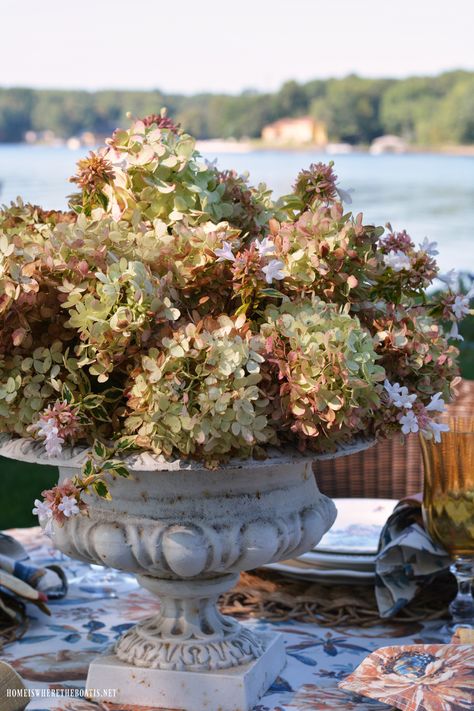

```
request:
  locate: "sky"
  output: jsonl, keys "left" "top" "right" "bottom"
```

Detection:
{"left": 1, "top": 0, "right": 473, "bottom": 94}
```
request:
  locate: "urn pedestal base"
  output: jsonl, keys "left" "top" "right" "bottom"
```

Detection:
{"left": 86, "top": 632, "right": 285, "bottom": 711}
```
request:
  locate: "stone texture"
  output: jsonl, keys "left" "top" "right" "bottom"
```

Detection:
{"left": 86, "top": 633, "right": 286, "bottom": 711}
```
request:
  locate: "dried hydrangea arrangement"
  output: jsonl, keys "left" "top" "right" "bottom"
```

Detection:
{"left": 0, "top": 110, "right": 471, "bottom": 527}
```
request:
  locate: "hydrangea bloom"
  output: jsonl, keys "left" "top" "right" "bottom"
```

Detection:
{"left": 0, "top": 112, "right": 469, "bottom": 516}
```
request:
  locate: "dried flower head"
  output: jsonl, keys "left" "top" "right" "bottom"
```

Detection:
{"left": 293, "top": 161, "right": 339, "bottom": 208}
{"left": 70, "top": 151, "right": 115, "bottom": 192}
{"left": 142, "top": 113, "right": 181, "bottom": 133}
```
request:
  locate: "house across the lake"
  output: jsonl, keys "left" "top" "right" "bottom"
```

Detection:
{"left": 262, "top": 116, "right": 327, "bottom": 147}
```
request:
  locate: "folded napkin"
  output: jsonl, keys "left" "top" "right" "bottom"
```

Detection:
{"left": 375, "top": 494, "right": 451, "bottom": 617}
{"left": 339, "top": 643, "right": 474, "bottom": 711}
{"left": 0, "top": 533, "right": 68, "bottom": 622}
{"left": 0, "top": 553, "right": 66, "bottom": 599}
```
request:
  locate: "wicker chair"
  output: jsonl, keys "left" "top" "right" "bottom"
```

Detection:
{"left": 314, "top": 379, "right": 474, "bottom": 500}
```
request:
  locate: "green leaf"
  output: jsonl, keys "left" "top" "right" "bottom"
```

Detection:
{"left": 112, "top": 465, "right": 130, "bottom": 479}
{"left": 259, "top": 288, "right": 285, "bottom": 299}
{"left": 101, "top": 459, "right": 121, "bottom": 470}
{"left": 92, "top": 440, "right": 108, "bottom": 460}
{"left": 102, "top": 387, "right": 123, "bottom": 403}
{"left": 176, "top": 137, "right": 195, "bottom": 159}
{"left": 91, "top": 405, "right": 110, "bottom": 422}
{"left": 93, "top": 480, "right": 111, "bottom": 500}
{"left": 82, "top": 394, "right": 102, "bottom": 409}
{"left": 62, "top": 383, "right": 74, "bottom": 404}
{"left": 83, "top": 460, "right": 94, "bottom": 477}
{"left": 116, "top": 436, "right": 137, "bottom": 451}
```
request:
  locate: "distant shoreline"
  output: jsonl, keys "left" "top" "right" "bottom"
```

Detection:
{"left": 195, "top": 140, "right": 474, "bottom": 157}
{"left": 1, "top": 139, "right": 474, "bottom": 158}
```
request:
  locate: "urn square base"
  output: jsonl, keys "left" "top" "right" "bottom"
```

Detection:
{"left": 85, "top": 632, "right": 286, "bottom": 711}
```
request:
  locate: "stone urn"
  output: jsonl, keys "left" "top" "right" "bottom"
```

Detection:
{"left": 0, "top": 436, "right": 372, "bottom": 710}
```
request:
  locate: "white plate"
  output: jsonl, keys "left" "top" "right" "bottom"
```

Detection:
{"left": 265, "top": 560, "right": 375, "bottom": 585}
{"left": 315, "top": 498, "right": 397, "bottom": 555}
{"left": 299, "top": 550, "right": 375, "bottom": 571}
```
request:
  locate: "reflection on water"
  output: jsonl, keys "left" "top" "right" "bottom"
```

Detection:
{"left": 0, "top": 144, "right": 473, "bottom": 272}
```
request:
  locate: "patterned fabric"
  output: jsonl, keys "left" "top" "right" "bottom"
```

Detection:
{"left": 339, "top": 644, "right": 474, "bottom": 711}
{"left": 0, "top": 528, "right": 453, "bottom": 711}
{"left": 375, "top": 496, "right": 451, "bottom": 617}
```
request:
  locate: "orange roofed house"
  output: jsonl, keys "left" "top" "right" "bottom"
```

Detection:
{"left": 261, "top": 116, "right": 327, "bottom": 147}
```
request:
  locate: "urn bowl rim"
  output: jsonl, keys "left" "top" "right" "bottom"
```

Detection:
{"left": 0, "top": 433, "right": 375, "bottom": 471}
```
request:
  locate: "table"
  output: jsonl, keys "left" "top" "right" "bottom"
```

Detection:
{"left": 3, "top": 528, "right": 447, "bottom": 711}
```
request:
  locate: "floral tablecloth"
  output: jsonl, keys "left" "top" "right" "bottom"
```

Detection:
{"left": 2, "top": 528, "right": 448, "bottom": 711}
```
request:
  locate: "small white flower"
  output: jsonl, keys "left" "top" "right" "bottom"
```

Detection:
{"left": 448, "top": 322, "right": 464, "bottom": 341}
{"left": 418, "top": 238, "right": 439, "bottom": 256}
{"left": 451, "top": 288, "right": 474, "bottom": 320}
{"left": 214, "top": 242, "right": 236, "bottom": 262}
{"left": 437, "top": 269, "right": 458, "bottom": 290}
{"left": 336, "top": 186, "right": 353, "bottom": 204}
{"left": 384, "top": 380, "right": 400, "bottom": 399}
{"left": 58, "top": 495, "right": 80, "bottom": 518}
{"left": 399, "top": 410, "right": 419, "bottom": 435}
{"left": 255, "top": 237, "right": 276, "bottom": 257}
{"left": 384, "top": 380, "right": 417, "bottom": 409}
{"left": 394, "top": 389, "right": 417, "bottom": 410}
{"left": 32, "top": 499, "right": 52, "bottom": 519}
{"left": 262, "top": 259, "right": 285, "bottom": 284}
{"left": 383, "top": 250, "right": 411, "bottom": 272}
{"left": 30, "top": 417, "right": 54, "bottom": 436}
{"left": 424, "top": 419, "right": 450, "bottom": 444}
{"left": 44, "top": 428, "right": 64, "bottom": 458}
{"left": 426, "top": 392, "right": 446, "bottom": 413}
{"left": 205, "top": 158, "right": 218, "bottom": 170}
{"left": 30, "top": 417, "right": 64, "bottom": 458}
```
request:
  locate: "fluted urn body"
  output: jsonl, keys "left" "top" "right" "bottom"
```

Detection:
{"left": 0, "top": 436, "right": 373, "bottom": 709}
{"left": 53, "top": 454, "right": 336, "bottom": 671}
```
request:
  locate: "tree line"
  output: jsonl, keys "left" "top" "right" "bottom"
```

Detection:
{"left": 0, "top": 70, "right": 473, "bottom": 145}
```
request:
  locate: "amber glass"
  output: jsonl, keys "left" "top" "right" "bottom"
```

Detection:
{"left": 420, "top": 411, "right": 474, "bottom": 629}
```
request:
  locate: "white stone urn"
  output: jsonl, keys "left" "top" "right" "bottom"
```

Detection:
{"left": 0, "top": 436, "right": 372, "bottom": 710}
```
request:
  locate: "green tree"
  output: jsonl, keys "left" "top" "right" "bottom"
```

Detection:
{"left": 436, "top": 77, "right": 474, "bottom": 144}
{"left": 314, "top": 76, "right": 389, "bottom": 144}
{"left": 380, "top": 77, "right": 444, "bottom": 142}
{"left": 31, "top": 90, "right": 94, "bottom": 137}
{"left": 0, "top": 71, "right": 473, "bottom": 146}
{"left": 275, "top": 80, "right": 309, "bottom": 116}
{"left": 0, "top": 88, "right": 34, "bottom": 142}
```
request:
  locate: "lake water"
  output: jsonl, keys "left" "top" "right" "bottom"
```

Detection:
{"left": 0, "top": 144, "right": 473, "bottom": 272}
